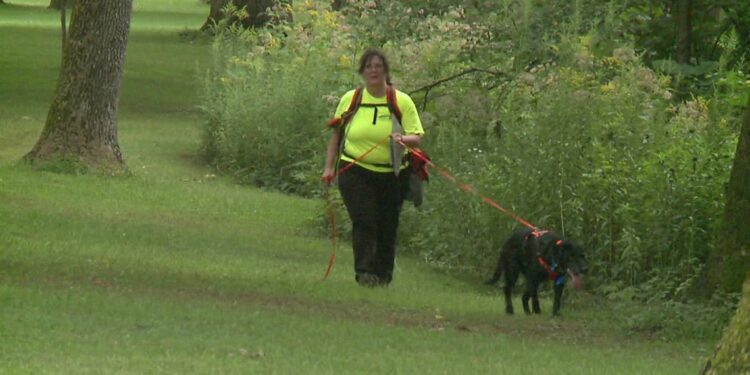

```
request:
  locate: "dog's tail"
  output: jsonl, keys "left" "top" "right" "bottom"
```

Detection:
{"left": 485, "top": 266, "right": 502, "bottom": 285}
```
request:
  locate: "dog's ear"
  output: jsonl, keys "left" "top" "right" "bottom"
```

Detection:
{"left": 556, "top": 240, "right": 575, "bottom": 253}
{"left": 561, "top": 241, "right": 576, "bottom": 251}
{"left": 552, "top": 239, "right": 568, "bottom": 259}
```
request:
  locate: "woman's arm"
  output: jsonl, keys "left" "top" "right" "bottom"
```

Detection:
{"left": 321, "top": 130, "right": 341, "bottom": 184}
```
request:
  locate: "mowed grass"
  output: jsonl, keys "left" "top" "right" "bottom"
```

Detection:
{"left": 0, "top": 1, "right": 713, "bottom": 373}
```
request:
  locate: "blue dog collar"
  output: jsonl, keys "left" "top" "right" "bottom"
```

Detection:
{"left": 555, "top": 275, "right": 565, "bottom": 286}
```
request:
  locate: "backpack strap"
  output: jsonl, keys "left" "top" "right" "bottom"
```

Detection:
{"left": 343, "top": 86, "right": 364, "bottom": 125}
{"left": 326, "top": 86, "right": 363, "bottom": 129}
{"left": 385, "top": 85, "right": 402, "bottom": 123}
{"left": 327, "top": 85, "right": 402, "bottom": 128}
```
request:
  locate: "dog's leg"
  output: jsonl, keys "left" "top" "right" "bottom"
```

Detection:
{"left": 503, "top": 283, "right": 514, "bottom": 315}
{"left": 503, "top": 265, "right": 519, "bottom": 315}
{"left": 522, "top": 277, "right": 541, "bottom": 314}
{"left": 521, "top": 291, "right": 531, "bottom": 314}
{"left": 532, "top": 288, "right": 542, "bottom": 314}
{"left": 552, "top": 283, "right": 564, "bottom": 316}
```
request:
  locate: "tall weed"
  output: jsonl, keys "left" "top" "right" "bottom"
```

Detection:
{"left": 201, "top": 2, "right": 356, "bottom": 195}
{"left": 406, "top": 39, "right": 736, "bottom": 293}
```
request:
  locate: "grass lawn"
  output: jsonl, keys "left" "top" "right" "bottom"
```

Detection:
{"left": 0, "top": 1, "right": 715, "bottom": 373}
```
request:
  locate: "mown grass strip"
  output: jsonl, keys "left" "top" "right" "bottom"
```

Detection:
{"left": 0, "top": 0, "right": 713, "bottom": 373}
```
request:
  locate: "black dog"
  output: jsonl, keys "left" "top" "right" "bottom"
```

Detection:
{"left": 486, "top": 229, "right": 587, "bottom": 316}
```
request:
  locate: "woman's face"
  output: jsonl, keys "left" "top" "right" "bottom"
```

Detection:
{"left": 361, "top": 56, "right": 386, "bottom": 87}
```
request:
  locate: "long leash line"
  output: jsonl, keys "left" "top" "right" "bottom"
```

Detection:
{"left": 322, "top": 138, "right": 541, "bottom": 280}
{"left": 334, "top": 136, "right": 392, "bottom": 179}
{"left": 321, "top": 186, "right": 338, "bottom": 280}
{"left": 321, "top": 136, "right": 392, "bottom": 281}
{"left": 398, "top": 141, "right": 540, "bottom": 232}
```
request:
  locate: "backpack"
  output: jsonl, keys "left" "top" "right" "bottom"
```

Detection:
{"left": 326, "top": 85, "right": 402, "bottom": 130}
{"left": 327, "top": 85, "right": 429, "bottom": 207}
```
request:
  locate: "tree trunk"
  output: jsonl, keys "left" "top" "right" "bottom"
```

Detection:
{"left": 243, "top": 0, "right": 278, "bottom": 28}
{"left": 700, "top": 274, "right": 750, "bottom": 375}
{"left": 200, "top": 0, "right": 230, "bottom": 31}
{"left": 703, "top": 97, "right": 750, "bottom": 293}
{"left": 675, "top": 0, "right": 693, "bottom": 64}
{"left": 25, "top": 0, "right": 132, "bottom": 171}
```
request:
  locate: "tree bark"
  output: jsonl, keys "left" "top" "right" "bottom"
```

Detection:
{"left": 700, "top": 274, "right": 750, "bottom": 375}
{"left": 243, "top": 0, "right": 278, "bottom": 28}
{"left": 675, "top": 0, "right": 693, "bottom": 64}
{"left": 703, "top": 97, "right": 750, "bottom": 293}
{"left": 200, "top": 0, "right": 230, "bottom": 31}
{"left": 25, "top": 0, "right": 132, "bottom": 170}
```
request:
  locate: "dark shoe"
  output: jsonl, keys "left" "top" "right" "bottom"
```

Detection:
{"left": 356, "top": 273, "right": 380, "bottom": 287}
{"left": 376, "top": 274, "right": 391, "bottom": 287}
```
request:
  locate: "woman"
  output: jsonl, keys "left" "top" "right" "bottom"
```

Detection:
{"left": 322, "top": 49, "right": 424, "bottom": 287}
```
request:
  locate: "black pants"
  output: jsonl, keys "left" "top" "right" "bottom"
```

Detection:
{"left": 338, "top": 161, "right": 410, "bottom": 283}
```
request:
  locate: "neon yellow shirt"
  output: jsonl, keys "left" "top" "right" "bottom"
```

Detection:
{"left": 335, "top": 88, "right": 424, "bottom": 172}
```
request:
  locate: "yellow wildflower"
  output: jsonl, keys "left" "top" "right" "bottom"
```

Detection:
{"left": 601, "top": 81, "right": 616, "bottom": 93}
{"left": 338, "top": 54, "right": 351, "bottom": 68}
{"left": 323, "top": 10, "right": 338, "bottom": 28}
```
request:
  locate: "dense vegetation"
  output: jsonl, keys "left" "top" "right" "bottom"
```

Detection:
{"left": 202, "top": 0, "right": 746, "bottom": 311}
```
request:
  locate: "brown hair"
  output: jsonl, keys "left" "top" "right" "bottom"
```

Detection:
{"left": 358, "top": 49, "right": 392, "bottom": 85}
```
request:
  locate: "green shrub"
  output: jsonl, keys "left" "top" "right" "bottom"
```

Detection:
{"left": 404, "top": 39, "right": 736, "bottom": 291}
{"left": 201, "top": 2, "right": 357, "bottom": 196}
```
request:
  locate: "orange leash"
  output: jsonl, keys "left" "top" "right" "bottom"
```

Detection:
{"left": 400, "top": 142, "right": 540, "bottom": 232}
{"left": 321, "top": 186, "right": 338, "bottom": 281}
{"left": 321, "top": 136, "right": 391, "bottom": 281}
{"left": 323, "top": 138, "right": 541, "bottom": 281}
{"left": 333, "top": 136, "right": 391, "bottom": 179}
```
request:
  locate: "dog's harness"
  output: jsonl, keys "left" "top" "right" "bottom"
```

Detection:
{"left": 527, "top": 230, "right": 566, "bottom": 286}
{"left": 536, "top": 256, "right": 565, "bottom": 286}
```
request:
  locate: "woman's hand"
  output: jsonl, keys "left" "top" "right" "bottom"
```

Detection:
{"left": 321, "top": 167, "right": 335, "bottom": 185}
{"left": 322, "top": 131, "right": 341, "bottom": 186}
{"left": 391, "top": 133, "right": 421, "bottom": 147}
{"left": 390, "top": 132, "right": 404, "bottom": 143}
